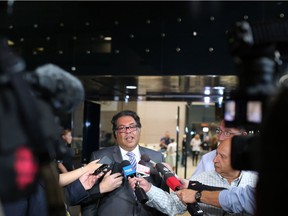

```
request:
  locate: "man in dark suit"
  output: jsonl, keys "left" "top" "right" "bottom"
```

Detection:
{"left": 80, "top": 110, "right": 169, "bottom": 216}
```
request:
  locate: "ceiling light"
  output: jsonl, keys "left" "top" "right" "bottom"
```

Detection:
{"left": 126, "top": 85, "right": 137, "bottom": 89}
{"left": 104, "top": 37, "right": 112, "bottom": 41}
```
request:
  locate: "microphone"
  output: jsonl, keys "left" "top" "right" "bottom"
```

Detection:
{"left": 93, "top": 156, "right": 115, "bottom": 175}
{"left": 155, "top": 163, "right": 204, "bottom": 216}
{"left": 155, "top": 163, "right": 181, "bottom": 191}
{"left": 141, "top": 154, "right": 157, "bottom": 167}
{"left": 121, "top": 160, "right": 148, "bottom": 204}
{"left": 121, "top": 160, "right": 136, "bottom": 178}
{"left": 24, "top": 63, "right": 85, "bottom": 113}
{"left": 136, "top": 161, "right": 150, "bottom": 177}
{"left": 141, "top": 154, "right": 161, "bottom": 175}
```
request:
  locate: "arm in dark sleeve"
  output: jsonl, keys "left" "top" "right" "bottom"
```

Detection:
{"left": 64, "top": 179, "right": 89, "bottom": 206}
{"left": 65, "top": 179, "right": 104, "bottom": 206}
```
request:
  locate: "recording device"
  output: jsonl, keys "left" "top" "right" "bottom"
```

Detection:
{"left": 231, "top": 135, "right": 261, "bottom": 171}
{"left": 140, "top": 155, "right": 159, "bottom": 175}
{"left": 93, "top": 164, "right": 110, "bottom": 175}
{"left": 155, "top": 163, "right": 204, "bottom": 216}
{"left": 136, "top": 162, "right": 150, "bottom": 177}
{"left": 0, "top": 37, "right": 83, "bottom": 215}
{"left": 224, "top": 19, "right": 288, "bottom": 130}
{"left": 121, "top": 160, "right": 149, "bottom": 204}
{"left": 25, "top": 63, "right": 85, "bottom": 113}
{"left": 224, "top": 19, "right": 288, "bottom": 171}
{"left": 93, "top": 156, "right": 114, "bottom": 175}
{"left": 155, "top": 163, "right": 181, "bottom": 191}
{"left": 141, "top": 154, "right": 157, "bottom": 166}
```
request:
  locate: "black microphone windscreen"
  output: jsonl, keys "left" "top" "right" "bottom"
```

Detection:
{"left": 138, "top": 159, "right": 146, "bottom": 165}
{"left": 111, "top": 162, "right": 122, "bottom": 173}
{"left": 31, "top": 64, "right": 85, "bottom": 113}
{"left": 140, "top": 154, "right": 150, "bottom": 162}
{"left": 121, "top": 160, "right": 131, "bottom": 168}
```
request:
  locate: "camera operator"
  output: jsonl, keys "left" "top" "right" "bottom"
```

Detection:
{"left": 0, "top": 37, "right": 107, "bottom": 216}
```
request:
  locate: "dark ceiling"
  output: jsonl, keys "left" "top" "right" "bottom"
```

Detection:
{"left": 0, "top": 1, "right": 287, "bottom": 102}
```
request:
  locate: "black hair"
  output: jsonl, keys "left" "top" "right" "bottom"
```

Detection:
{"left": 111, "top": 110, "right": 142, "bottom": 138}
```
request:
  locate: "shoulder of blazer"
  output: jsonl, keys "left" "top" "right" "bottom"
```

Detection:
{"left": 91, "top": 146, "right": 118, "bottom": 159}
{"left": 139, "top": 146, "right": 163, "bottom": 162}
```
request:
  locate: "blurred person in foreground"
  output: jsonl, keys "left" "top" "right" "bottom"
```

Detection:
{"left": 2, "top": 159, "right": 104, "bottom": 216}
{"left": 78, "top": 110, "right": 169, "bottom": 216}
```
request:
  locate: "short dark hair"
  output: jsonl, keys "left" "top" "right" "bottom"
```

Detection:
{"left": 111, "top": 110, "right": 142, "bottom": 138}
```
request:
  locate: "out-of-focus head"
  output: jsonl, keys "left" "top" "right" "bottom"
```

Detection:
{"left": 164, "top": 131, "right": 170, "bottom": 138}
{"left": 216, "top": 120, "right": 247, "bottom": 141}
{"left": 194, "top": 134, "right": 200, "bottom": 140}
{"left": 61, "top": 129, "right": 72, "bottom": 144}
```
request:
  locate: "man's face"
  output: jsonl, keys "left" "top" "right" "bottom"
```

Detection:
{"left": 213, "top": 138, "right": 236, "bottom": 177}
{"left": 115, "top": 116, "right": 140, "bottom": 151}
{"left": 218, "top": 120, "right": 243, "bottom": 141}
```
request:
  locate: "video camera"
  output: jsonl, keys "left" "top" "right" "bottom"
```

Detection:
{"left": 224, "top": 20, "right": 288, "bottom": 171}
{"left": 0, "top": 37, "right": 84, "bottom": 216}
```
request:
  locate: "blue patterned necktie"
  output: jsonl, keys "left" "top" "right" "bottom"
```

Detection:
{"left": 127, "top": 151, "right": 137, "bottom": 170}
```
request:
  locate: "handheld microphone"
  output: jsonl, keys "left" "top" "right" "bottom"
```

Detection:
{"left": 141, "top": 154, "right": 157, "bottom": 167}
{"left": 155, "top": 163, "right": 181, "bottom": 191}
{"left": 121, "top": 160, "right": 136, "bottom": 178}
{"left": 121, "top": 160, "right": 148, "bottom": 203}
{"left": 155, "top": 163, "right": 204, "bottom": 216}
{"left": 141, "top": 154, "right": 161, "bottom": 175}
{"left": 136, "top": 162, "right": 150, "bottom": 177}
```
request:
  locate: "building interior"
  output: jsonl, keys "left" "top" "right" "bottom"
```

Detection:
{"left": 1, "top": 1, "right": 288, "bottom": 216}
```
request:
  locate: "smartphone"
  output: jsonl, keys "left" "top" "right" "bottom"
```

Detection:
{"left": 98, "top": 155, "right": 113, "bottom": 165}
{"left": 93, "top": 156, "right": 113, "bottom": 175}
{"left": 93, "top": 164, "right": 110, "bottom": 175}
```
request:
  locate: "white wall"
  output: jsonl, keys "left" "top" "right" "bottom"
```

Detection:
{"left": 137, "top": 101, "right": 186, "bottom": 147}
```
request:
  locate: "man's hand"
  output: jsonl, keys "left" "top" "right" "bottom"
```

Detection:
{"left": 128, "top": 177, "right": 151, "bottom": 192}
{"left": 179, "top": 178, "right": 189, "bottom": 189}
{"left": 99, "top": 170, "right": 123, "bottom": 193}
{"left": 176, "top": 189, "right": 197, "bottom": 204}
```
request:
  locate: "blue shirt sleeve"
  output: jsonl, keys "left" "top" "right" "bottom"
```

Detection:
{"left": 219, "top": 185, "right": 255, "bottom": 215}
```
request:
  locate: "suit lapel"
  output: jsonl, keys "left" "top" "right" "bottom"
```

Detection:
{"left": 112, "top": 146, "right": 123, "bottom": 163}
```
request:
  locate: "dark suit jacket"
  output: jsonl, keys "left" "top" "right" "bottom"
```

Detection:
{"left": 80, "top": 145, "right": 169, "bottom": 216}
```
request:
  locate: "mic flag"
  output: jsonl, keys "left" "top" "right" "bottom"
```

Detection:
{"left": 127, "top": 151, "right": 137, "bottom": 170}
{"left": 121, "top": 160, "right": 136, "bottom": 178}
{"left": 141, "top": 154, "right": 157, "bottom": 166}
{"left": 136, "top": 163, "right": 150, "bottom": 177}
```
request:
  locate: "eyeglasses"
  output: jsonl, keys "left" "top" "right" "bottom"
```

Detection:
{"left": 116, "top": 124, "right": 138, "bottom": 133}
{"left": 216, "top": 128, "right": 242, "bottom": 137}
